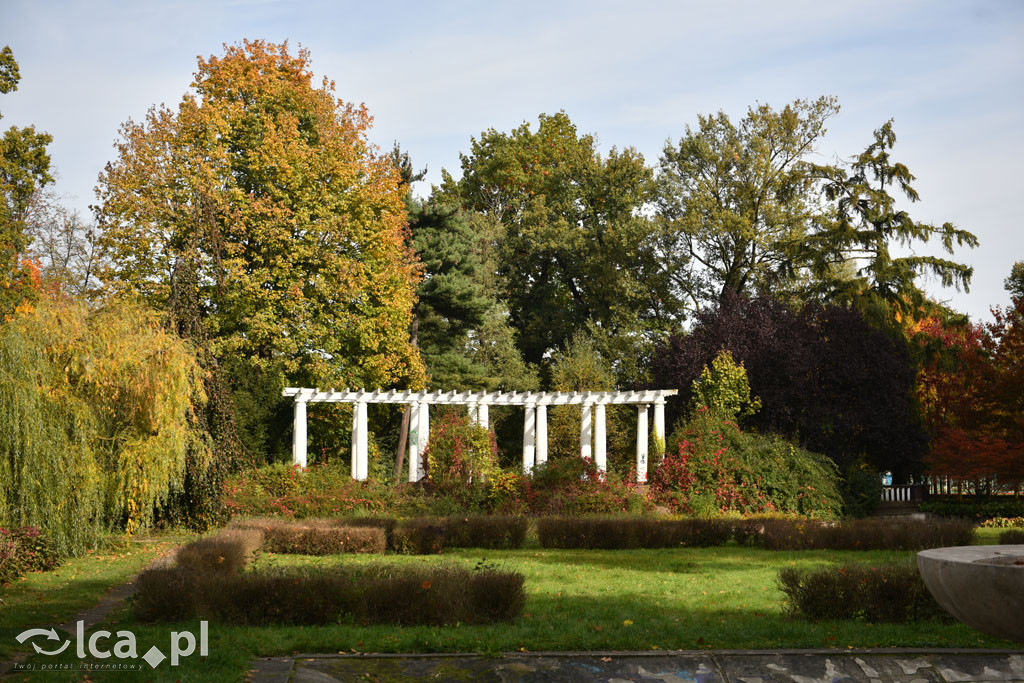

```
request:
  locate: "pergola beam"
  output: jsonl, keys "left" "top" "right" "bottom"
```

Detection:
{"left": 284, "top": 387, "right": 677, "bottom": 483}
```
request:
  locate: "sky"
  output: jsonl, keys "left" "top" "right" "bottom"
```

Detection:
{"left": 2, "top": 0, "right": 1022, "bottom": 322}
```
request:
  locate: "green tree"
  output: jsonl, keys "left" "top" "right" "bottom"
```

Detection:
{"left": 0, "top": 45, "right": 53, "bottom": 317}
{"left": 691, "top": 349, "right": 761, "bottom": 419}
{"left": 806, "top": 120, "right": 978, "bottom": 312}
{"left": 1005, "top": 261, "right": 1024, "bottom": 300}
{"left": 656, "top": 97, "right": 839, "bottom": 310}
{"left": 442, "top": 111, "right": 665, "bottom": 365}
{"left": 96, "top": 40, "right": 424, "bottom": 395}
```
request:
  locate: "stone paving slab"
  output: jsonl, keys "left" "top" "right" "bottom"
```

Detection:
{"left": 249, "top": 650, "right": 1024, "bottom": 682}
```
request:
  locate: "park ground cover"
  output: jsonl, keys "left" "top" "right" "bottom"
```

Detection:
{"left": 4, "top": 526, "right": 1016, "bottom": 682}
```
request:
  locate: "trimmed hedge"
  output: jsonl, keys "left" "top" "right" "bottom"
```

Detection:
{"left": 537, "top": 517, "right": 732, "bottom": 549}
{"left": 175, "top": 530, "right": 264, "bottom": 574}
{"left": 999, "top": 529, "right": 1024, "bottom": 545}
{"left": 135, "top": 563, "right": 524, "bottom": 626}
{"left": 737, "top": 518, "right": 974, "bottom": 551}
{"left": 440, "top": 516, "right": 528, "bottom": 550}
{"left": 229, "top": 518, "right": 385, "bottom": 555}
{"left": 779, "top": 562, "right": 951, "bottom": 623}
{"left": 336, "top": 516, "right": 527, "bottom": 553}
{"left": 919, "top": 499, "right": 1024, "bottom": 521}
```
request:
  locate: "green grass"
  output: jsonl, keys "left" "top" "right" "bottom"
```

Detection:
{"left": 0, "top": 534, "right": 188, "bottom": 658}
{"left": 8, "top": 531, "right": 1019, "bottom": 682}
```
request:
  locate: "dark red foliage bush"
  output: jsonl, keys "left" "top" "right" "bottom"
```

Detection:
{"left": 0, "top": 526, "right": 60, "bottom": 587}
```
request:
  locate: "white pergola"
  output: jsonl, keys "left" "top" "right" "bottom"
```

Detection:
{"left": 282, "top": 388, "right": 678, "bottom": 483}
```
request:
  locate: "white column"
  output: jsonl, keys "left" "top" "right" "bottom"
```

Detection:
{"left": 417, "top": 400, "right": 430, "bottom": 478}
{"left": 292, "top": 399, "right": 307, "bottom": 467}
{"left": 350, "top": 403, "right": 359, "bottom": 477}
{"left": 468, "top": 404, "right": 477, "bottom": 423}
{"left": 523, "top": 402, "right": 536, "bottom": 473}
{"left": 653, "top": 398, "right": 666, "bottom": 460}
{"left": 477, "top": 401, "right": 489, "bottom": 429}
{"left": 580, "top": 402, "right": 593, "bottom": 461}
{"left": 355, "top": 399, "right": 369, "bottom": 481}
{"left": 594, "top": 403, "right": 607, "bottom": 473}
{"left": 636, "top": 404, "right": 649, "bottom": 483}
{"left": 535, "top": 404, "right": 548, "bottom": 467}
{"left": 408, "top": 402, "right": 420, "bottom": 482}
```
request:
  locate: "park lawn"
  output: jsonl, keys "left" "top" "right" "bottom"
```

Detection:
{"left": 0, "top": 534, "right": 190, "bottom": 659}
{"left": 12, "top": 533, "right": 1018, "bottom": 682}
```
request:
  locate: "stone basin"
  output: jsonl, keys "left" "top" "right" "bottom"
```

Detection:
{"left": 917, "top": 545, "right": 1024, "bottom": 643}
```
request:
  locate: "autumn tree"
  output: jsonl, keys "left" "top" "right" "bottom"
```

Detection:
{"left": 0, "top": 46, "right": 53, "bottom": 318}
{"left": 96, "top": 41, "right": 425, "bottom": 463}
{"left": 656, "top": 97, "right": 839, "bottom": 310}
{"left": 441, "top": 111, "right": 666, "bottom": 369}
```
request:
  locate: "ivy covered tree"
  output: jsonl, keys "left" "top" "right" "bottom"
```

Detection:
{"left": 0, "top": 45, "right": 53, "bottom": 318}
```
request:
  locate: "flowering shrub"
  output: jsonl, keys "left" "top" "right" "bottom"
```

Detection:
{"left": 650, "top": 411, "right": 842, "bottom": 518}
{"left": 422, "top": 410, "right": 498, "bottom": 487}
{"left": 523, "top": 457, "right": 649, "bottom": 516}
{"left": 0, "top": 526, "right": 60, "bottom": 587}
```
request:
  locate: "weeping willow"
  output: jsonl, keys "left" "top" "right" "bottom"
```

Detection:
{"left": 0, "top": 297, "right": 209, "bottom": 554}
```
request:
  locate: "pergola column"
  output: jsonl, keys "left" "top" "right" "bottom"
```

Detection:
{"left": 580, "top": 402, "right": 593, "bottom": 461}
{"left": 408, "top": 402, "right": 421, "bottom": 482}
{"left": 535, "top": 404, "right": 548, "bottom": 467}
{"left": 636, "top": 404, "right": 649, "bottom": 483}
{"left": 523, "top": 401, "right": 536, "bottom": 473}
{"left": 653, "top": 397, "right": 666, "bottom": 460}
{"left": 292, "top": 398, "right": 308, "bottom": 467}
{"left": 354, "top": 399, "right": 368, "bottom": 480}
{"left": 477, "top": 401, "right": 489, "bottom": 429}
{"left": 594, "top": 403, "right": 607, "bottom": 473}
{"left": 416, "top": 400, "right": 430, "bottom": 478}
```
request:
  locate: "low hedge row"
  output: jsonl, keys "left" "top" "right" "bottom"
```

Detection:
{"left": 330, "top": 516, "right": 527, "bottom": 554}
{"left": 737, "top": 517, "right": 974, "bottom": 551}
{"left": 999, "top": 529, "right": 1024, "bottom": 545}
{"left": 537, "top": 517, "right": 733, "bottom": 549}
{"left": 919, "top": 499, "right": 1024, "bottom": 521}
{"left": 137, "top": 532, "right": 525, "bottom": 625}
{"left": 0, "top": 526, "right": 60, "bottom": 587}
{"left": 779, "top": 562, "right": 951, "bottom": 623}
{"left": 175, "top": 530, "right": 265, "bottom": 574}
{"left": 228, "top": 519, "right": 386, "bottom": 555}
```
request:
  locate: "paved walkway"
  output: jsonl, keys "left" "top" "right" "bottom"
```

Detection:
{"left": 250, "top": 649, "right": 1024, "bottom": 682}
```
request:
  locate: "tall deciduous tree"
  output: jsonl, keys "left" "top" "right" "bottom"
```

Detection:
{"left": 656, "top": 97, "right": 839, "bottom": 310}
{"left": 442, "top": 111, "right": 665, "bottom": 367}
{"left": 96, "top": 40, "right": 424, "bottom": 395}
{"left": 0, "top": 45, "right": 53, "bottom": 318}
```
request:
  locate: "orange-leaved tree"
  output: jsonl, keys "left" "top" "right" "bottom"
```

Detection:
{"left": 96, "top": 40, "right": 424, "bottom": 396}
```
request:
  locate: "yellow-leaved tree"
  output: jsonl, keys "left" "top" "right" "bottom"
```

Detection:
{"left": 95, "top": 40, "right": 424, "bottom": 462}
